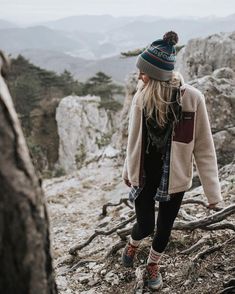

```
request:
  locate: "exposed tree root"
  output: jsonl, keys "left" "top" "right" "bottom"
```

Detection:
{"left": 117, "top": 228, "right": 132, "bottom": 240}
{"left": 192, "top": 244, "right": 223, "bottom": 262}
{"left": 181, "top": 236, "right": 209, "bottom": 255}
{"left": 182, "top": 237, "right": 234, "bottom": 281}
{"left": 219, "top": 286, "right": 235, "bottom": 294}
{"left": 179, "top": 208, "right": 198, "bottom": 221}
{"left": 173, "top": 204, "right": 235, "bottom": 230}
{"left": 221, "top": 279, "right": 235, "bottom": 294}
{"left": 69, "top": 214, "right": 136, "bottom": 255}
{"left": 105, "top": 241, "right": 126, "bottom": 257}
{"left": 192, "top": 237, "right": 234, "bottom": 262}
{"left": 202, "top": 223, "right": 235, "bottom": 231}
{"left": 101, "top": 198, "right": 133, "bottom": 216}
{"left": 69, "top": 202, "right": 235, "bottom": 256}
{"left": 101, "top": 196, "right": 210, "bottom": 218}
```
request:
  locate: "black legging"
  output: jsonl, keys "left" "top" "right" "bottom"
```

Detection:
{"left": 131, "top": 144, "right": 184, "bottom": 253}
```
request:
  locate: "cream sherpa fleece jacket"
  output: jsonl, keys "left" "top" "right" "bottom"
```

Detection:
{"left": 122, "top": 83, "right": 222, "bottom": 205}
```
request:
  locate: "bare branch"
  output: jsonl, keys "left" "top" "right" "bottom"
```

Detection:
{"left": 69, "top": 214, "right": 136, "bottom": 255}
{"left": 181, "top": 236, "right": 209, "bottom": 255}
{"left": 117, "top": 228, "right": 132, "bottom": 240}
{"left": 192, "top": 237, "right": 234, "bottom": 262}
{"left": 101, "top": 198, "right": 132, "bottom": 216}
{"left": 69, "top": 203, "right": 235, "bottom": 257}
{"left": 219, "top": 286, "right": 235, "bottom": 294}
{"left": 174, "top": 204, "right": 235, "bottom": 230}
{"left": 202, "top": 223, "right": 235, "bottom": 231}
{"left": 105, "top": 241, "right": 126, "bottom": 257}
{"left": 179, "top": 208, "right": 198, "bottom": 221}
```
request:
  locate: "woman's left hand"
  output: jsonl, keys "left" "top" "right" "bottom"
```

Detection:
{"left": 207, "top": 201, "right": 225, "bottom": 211}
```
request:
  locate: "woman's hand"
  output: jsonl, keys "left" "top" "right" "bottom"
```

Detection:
{"left": 124, "top": 179, "right": 131, "bottom": 187}
{"left": 207, "top": 201, "right": 225, "bottom": 211}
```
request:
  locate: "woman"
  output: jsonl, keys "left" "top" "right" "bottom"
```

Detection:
{"left": 122, "top": 31, "right": 223, "bottom": 291}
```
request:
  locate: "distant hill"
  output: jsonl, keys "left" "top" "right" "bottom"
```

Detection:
{"left": 43, "top": 15, "right": 131, "bottom": 33}
{"left": 43, "top": 14, "right": 235, "bottom": 46}
{"left": 42, "top": 14, "right": 163, "bottom": 33}
{"left": 14, "top": 49, "right": 136, "bottom": 84}
{"left": 1, "top": 14, "right": 235, "bottom": 83}
{"left": 106, "top": 15, "right": 235, "bottom": 45}
{"left": 1, "top": 14, "right": 234, "bottom": 60}
{"left": 0, "top": 26, "right": 84, "bottom": 53}
{"left": 0, "top": 19, "right": 18, "bottom": 29}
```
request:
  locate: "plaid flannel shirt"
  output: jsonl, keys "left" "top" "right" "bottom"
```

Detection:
{"left": 154, "top": 137, "right": 171, "bottom": 202}
{"left": 128, "top": 136, "right": 171, "bottom": 203}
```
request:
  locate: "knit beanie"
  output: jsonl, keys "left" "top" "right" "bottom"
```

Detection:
{"left": 136, "top": 31, "right": 178, "bottom": 81}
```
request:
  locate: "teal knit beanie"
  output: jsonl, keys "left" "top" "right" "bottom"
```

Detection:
{"left": 136, "top": 31, "right": 178, "bottom": 81}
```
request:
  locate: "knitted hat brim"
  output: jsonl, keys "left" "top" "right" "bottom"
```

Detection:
{"left": 136, "top": 55, "right": 173, "bottom": 81}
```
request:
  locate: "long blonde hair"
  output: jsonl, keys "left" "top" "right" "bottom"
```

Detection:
{"left": 138, "top": 71, "right": 184, "bottom": 128}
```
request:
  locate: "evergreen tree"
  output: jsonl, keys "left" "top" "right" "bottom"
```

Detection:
{"left": 84, "top": 71, "right": 123, "bottom": 100}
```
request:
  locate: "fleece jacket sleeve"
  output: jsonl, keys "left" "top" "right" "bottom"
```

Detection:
{"left": 193, "top": 96, "right": 222, "bottom": 204}
{"left": 122, "top": 104, "right": 142, "bottom": 186}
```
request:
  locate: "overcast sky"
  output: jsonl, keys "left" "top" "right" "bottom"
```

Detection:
{"left": 1, "top": 0, "right": 235, "bottom": 24}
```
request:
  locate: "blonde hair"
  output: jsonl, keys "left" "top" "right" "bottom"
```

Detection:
{"left": 139, "top": 71, "right": 184, "bottom": 128}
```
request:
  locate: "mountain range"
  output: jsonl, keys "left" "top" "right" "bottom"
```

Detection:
{"left": 0, "top": 14, "right": 234, "bottom": 83}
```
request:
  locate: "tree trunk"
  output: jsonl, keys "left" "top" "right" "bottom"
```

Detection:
{"left": 0, "top": 67, "right": 57, "bottom": 293}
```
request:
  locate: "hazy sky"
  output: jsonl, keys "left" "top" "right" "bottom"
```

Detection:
{"left": 1, "top": 0, "right": 235, "bottom": 24}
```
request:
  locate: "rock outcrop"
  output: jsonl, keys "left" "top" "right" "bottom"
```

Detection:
{"left": 176, "top": 31, "right": 235, "bottom": 82}
{"left": 189, "top": 67, "right": 235, "bottom": 164}
{"left": 56, "top": 95, "right": 120, "bottom": 173}
{"left": 190, "top": 67, "right": 235, "bottom": 131}
{"left": 19, "top": 98, "right": 60, "bottom": 176}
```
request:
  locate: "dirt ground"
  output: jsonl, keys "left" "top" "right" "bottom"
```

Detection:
{"left": 43, "top": 159, "right": 235, "bottom": 294}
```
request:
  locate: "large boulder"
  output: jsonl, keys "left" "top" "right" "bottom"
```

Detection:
{"left": 176, "top": 31, "right": 235, "bottom": 82}
{"left": 56, "top": 95, "right": 119, "bottom": 173}
{"left": 213, "top": 128, "right": 235, "bottom": 164}
{"left": 189, "top": 67, "right": 235, "bottom": 164}
{"left": 189, "top": 67, "right": 235, "bottom": 132}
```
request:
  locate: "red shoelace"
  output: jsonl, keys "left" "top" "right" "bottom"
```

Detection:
{"left": 126, "top": 244, "right": 137, "bottom": 257}
{"left": 147, "top": 263, "right": 160, "bottom": 279}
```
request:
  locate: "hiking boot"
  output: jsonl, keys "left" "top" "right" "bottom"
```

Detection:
{"left": 146, "top": 263, "right": 163, "bottom": 291}
{"left": 121, "top": 242, "right": 138, "bottom": 267}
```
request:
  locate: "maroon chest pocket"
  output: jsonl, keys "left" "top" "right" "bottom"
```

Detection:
{"left": 173, "top": 112, "right": 195, "bottom": 144}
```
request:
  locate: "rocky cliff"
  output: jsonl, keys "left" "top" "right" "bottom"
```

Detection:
{"left": 23, "top": 98, "right": 60, "bottom": 174}
{"left": 189, "top": 67, "right": 235, "bottom": 164}
{"left": 56, "top": 95, "right": 120, "bottom": 173}
{"left": 176, "top": 31, "right": 235, "bottom": 82}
